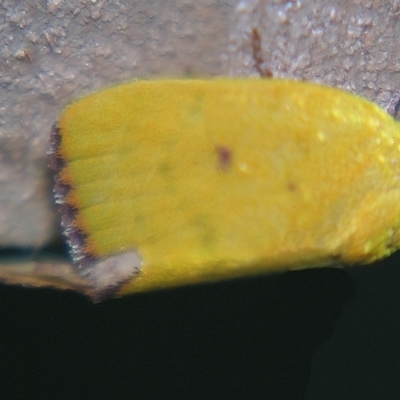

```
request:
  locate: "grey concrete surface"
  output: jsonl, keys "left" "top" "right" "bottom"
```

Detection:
{"left": 227, "top": 0, "right": 400, "bottom": 107}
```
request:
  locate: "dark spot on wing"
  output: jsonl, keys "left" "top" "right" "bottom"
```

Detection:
{"left": 216, "top": 145, "right": 232, "bottom": 170}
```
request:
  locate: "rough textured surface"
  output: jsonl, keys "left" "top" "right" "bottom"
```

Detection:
{"left": 0, "top": 0, "right": 235, "bottom": 248}
{"left": 226, "top": 0, "right": 400, "bottom": 108}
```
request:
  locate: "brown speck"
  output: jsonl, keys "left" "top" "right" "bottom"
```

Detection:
{"left": 15, "top": 47, "right": 34, "bottom": 62}
{"left": 216, "top": 145, "right": 232, "bottom": 170}
{"left": 251, "top": 28, "right": 273, "bottom": 78}
{"left": 287, "top": 182, "right": 297, "bottom": 192}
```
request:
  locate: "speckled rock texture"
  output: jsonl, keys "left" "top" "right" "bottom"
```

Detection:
{"left": 227, "top": 0, "right": 400, "bottom": 106}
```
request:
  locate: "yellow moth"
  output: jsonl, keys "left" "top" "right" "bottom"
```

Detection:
{"left": 51, "top": 78, "right": 400, "bottom": 299}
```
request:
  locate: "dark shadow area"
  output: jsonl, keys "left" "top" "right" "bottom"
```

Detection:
{"left": 0, "top": 268, "right": 354, "bottom": 400}
{"left": 305, "top": 254, "right": 400, "bottom": 400}
{"left": 0, "top": 237, "right": 69, "bottom": 263}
